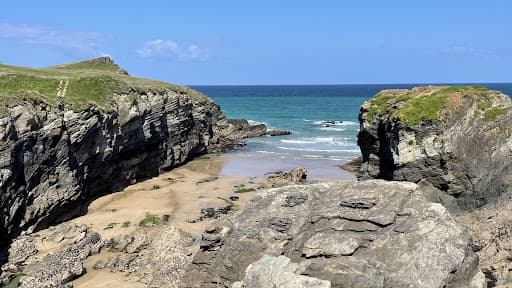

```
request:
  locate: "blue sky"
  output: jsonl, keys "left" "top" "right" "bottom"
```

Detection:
{"left": 1, "top": 1, "right": 510, "bottom": 85}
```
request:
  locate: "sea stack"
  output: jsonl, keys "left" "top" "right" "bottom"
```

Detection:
{"left": 356, "top": 85, "right": 512, "bottom": 210}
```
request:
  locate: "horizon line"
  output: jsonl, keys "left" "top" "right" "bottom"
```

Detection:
{"left": 188, "top": 82, "right": 512, "bottom": 87}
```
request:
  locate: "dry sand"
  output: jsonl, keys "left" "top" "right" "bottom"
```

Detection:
{"left": 49, "top": 152, "right": 355, "bottom": 287}
{"left": 71, "top": 154, "right": 266, "bottom": 287}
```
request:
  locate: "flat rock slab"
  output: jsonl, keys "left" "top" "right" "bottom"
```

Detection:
{"left": 183, "top": 180, "right": 484, "bottom": 288}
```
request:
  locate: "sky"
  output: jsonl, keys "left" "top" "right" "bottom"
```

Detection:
{"left": 0, "top": 1, "right": 511, "bottom": 85}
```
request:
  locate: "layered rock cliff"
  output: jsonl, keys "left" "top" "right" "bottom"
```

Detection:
{"left": 0, "top": 57, "right": 265, "bottom": 249}
{"left": 357, "top": 85, "right": 512, "bottom": 210}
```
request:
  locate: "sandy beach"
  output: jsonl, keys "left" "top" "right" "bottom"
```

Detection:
{"left": 67, "top": 153, "right": 354, "bottom": 287}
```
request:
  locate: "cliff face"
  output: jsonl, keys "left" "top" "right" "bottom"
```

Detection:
{"left": 357, "top": 86, "right": 512, "bottom": 210}
{"left": 0, "top": 58, "right": 264, "bottom": 248}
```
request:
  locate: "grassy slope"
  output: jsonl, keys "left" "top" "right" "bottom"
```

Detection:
{"left": 366, "top": 85, "right": 509, "bottom": 125}
{"left": 0, "top": 57, "right": 208, "bottom": 114}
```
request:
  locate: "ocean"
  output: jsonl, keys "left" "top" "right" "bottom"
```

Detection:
{"left": 192, "top": 84, "right": 512, "bottom": 179}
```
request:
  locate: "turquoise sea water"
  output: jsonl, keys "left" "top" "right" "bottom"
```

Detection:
{"left": 193, "top": 84, "right": 512, "bottom": 179}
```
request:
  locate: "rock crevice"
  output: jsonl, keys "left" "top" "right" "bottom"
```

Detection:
{"left": 0, "top": 90, "right": 266, "bottom": 250}
{"left": 183, "top": 180, "right": 484, "bottom": 288}
{"left": 357, "top": 86, "right": 512, "bottom": 210}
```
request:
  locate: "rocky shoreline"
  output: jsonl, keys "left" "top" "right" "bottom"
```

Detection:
{"left": 2, "top": 61, "right": 512, "bottom": 287}
{"left": 0, "top": 58, "right": 270, "bottom": 252}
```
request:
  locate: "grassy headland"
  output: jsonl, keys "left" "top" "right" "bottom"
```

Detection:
{"left": 0, "top": 57, "right": 208, "bottom": 114}
{"left": 365, "top": 85, "right": 509, "bottom": 125}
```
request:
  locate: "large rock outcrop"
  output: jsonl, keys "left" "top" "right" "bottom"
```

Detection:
{"left": 1, "top": 222, "right": 103, "bottom": 288}
{"left": 0, "top": 58, "right": 267, "bottom": 249}
{"left": 357, "top": 86, "right": 512, "bottom": 210}
{"left": 183, "top": 180, "right": 484, "bottom": 288}
{"left": 94, "top": 226, "right": 192, "bottom": 288}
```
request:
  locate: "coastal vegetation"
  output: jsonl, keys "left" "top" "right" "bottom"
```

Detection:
{"left": 366, "top": 85, "right": 509, "bottom": 125}
{"left": 139, "top": 213, "right": 161, "bottom": 227}
{"left": 0, "top": 57, "right": 208, "bottom": 115}
{"left": 483, "top": 107, "right": 508, "bottom": 122}
{"left": 196, "top": 177, "right": 219, "bottom": 184}
{"left": 234, "top": 187, "right": 256, "bottom": 193}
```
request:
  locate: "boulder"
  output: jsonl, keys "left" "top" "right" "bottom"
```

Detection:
{"left": 265, "top": 167, "right": 307, "bottom": 187}
{"left": 223, "top": 119, "right": 267, "bottom": 139}
{"left": 18, "top": 233, "right": 103, "bottom": 288}
{"left": 183, "top": 180, "right": 484, "bottom": 288}
{"left": 94, "top": 226, "right": 192, "bottom": 287}
{"left": 232, "top": 255, "right": 330, "bottom": 288}
{"left": 266, "top": 130, "right": 291, "bottom": 136}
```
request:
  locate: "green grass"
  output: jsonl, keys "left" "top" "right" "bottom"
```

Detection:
{"left": 395, "top": 93, "right": 449, "bottom": 125}
{"left": 2, "top": 274, "right": 22, "bottom": 288}
{"left": 0, "top": 57, "right": 210, "bottom": 115}
{"left": 139, "top": 213, "right": 161, "bottom": 227}
{"left": 121, "top": 221, "right": 131, "bottom": 228}
{"left": 234, "top": 187, "right": 256, "bottom": 193}
{"left": 365, "top": 85, "right": 507, "bottom": 126}
{"left": 47, "top": 57, "right": 128, "bottom": 74}
{"left": 483, "top": 107, "right": 507, "bottom": 122}
{"left": 65, "top": 75, "right": 130, "bottom": 109}
{"left": 0, "top": 74, "right": 61, "bottom": 106}
{"left": 216, "top": 197, "right": 239, "bottom": 210}
{"left": 366, "top": 91, "right": 413, "bottom": 121}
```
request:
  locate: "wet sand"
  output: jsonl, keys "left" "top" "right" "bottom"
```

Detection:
{"left": 220, "top": 152, "right": 357, "bottom": 180}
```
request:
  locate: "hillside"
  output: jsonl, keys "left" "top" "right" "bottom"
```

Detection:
{"left": 0, "top": 57, "right": 207, "bottom": 113}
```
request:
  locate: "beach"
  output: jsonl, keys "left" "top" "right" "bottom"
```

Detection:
{"left": 67, "top": 153, "right": 354, "bottom": 287}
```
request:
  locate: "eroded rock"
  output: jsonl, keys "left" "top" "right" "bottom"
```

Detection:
{"left": 266, "top": 130, "right": 292, "bottom": 136}
{"left": 357, "top": 86, "right": 512, "bottom": 210}
{"left": 232, "top": 255, "right": 331, "bottom": 288}
{"left": 265, "top": 167, "right": 307, "bottom": 188}
{"left": 0, "top": 77, "right": 267, "bottom": 251}
{"left": 183, "top": 180, "right": 483, "bottom": 288}
{"left": 94, "top": 226, "right": 192, "bottom": 288}
{"left": 18, "top": 233, "right": 103, "bottom": 288}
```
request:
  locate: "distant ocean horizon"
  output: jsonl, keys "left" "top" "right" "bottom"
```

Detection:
{"left": 192, "top": 83, "right": 512, "bottom": 179}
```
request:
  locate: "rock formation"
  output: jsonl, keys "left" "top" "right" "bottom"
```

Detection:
{"left": 1, "top": 223, "right": 103, "bottom": 287}
{"left": 0, "top": 58, "right": 267, "bottom": 250}
{"left": 94, "top": 226, "right": 192, "bottom": 288}
{"left": 183, "top": 180, "right": 484, "bottom": 288}
{"left": 266, "top": 129, "right": 291, "bottom": 136}
{"left": 357, "top": 86, "right": 512, "bottom": 210}
{"left": 232, "top": 255, "right": 331, "bottom": 288}
{"left": 356, "top": 85, "right": 512, "bottom": 285}
{"left": 2, "top": 68, "right": 510, "bottom": 288}
{"left": 265, "top": 167, "right": 307, "bottom": 187}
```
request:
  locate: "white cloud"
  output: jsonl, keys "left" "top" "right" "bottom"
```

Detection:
{"left": 137, "top": 39, "right": 206, "bottom": 60}
{"left": 443, "top": 45, "right": 499, "bottom": 59}
{"left": 0, "top": 23, "right": 105, "bottom": 55}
